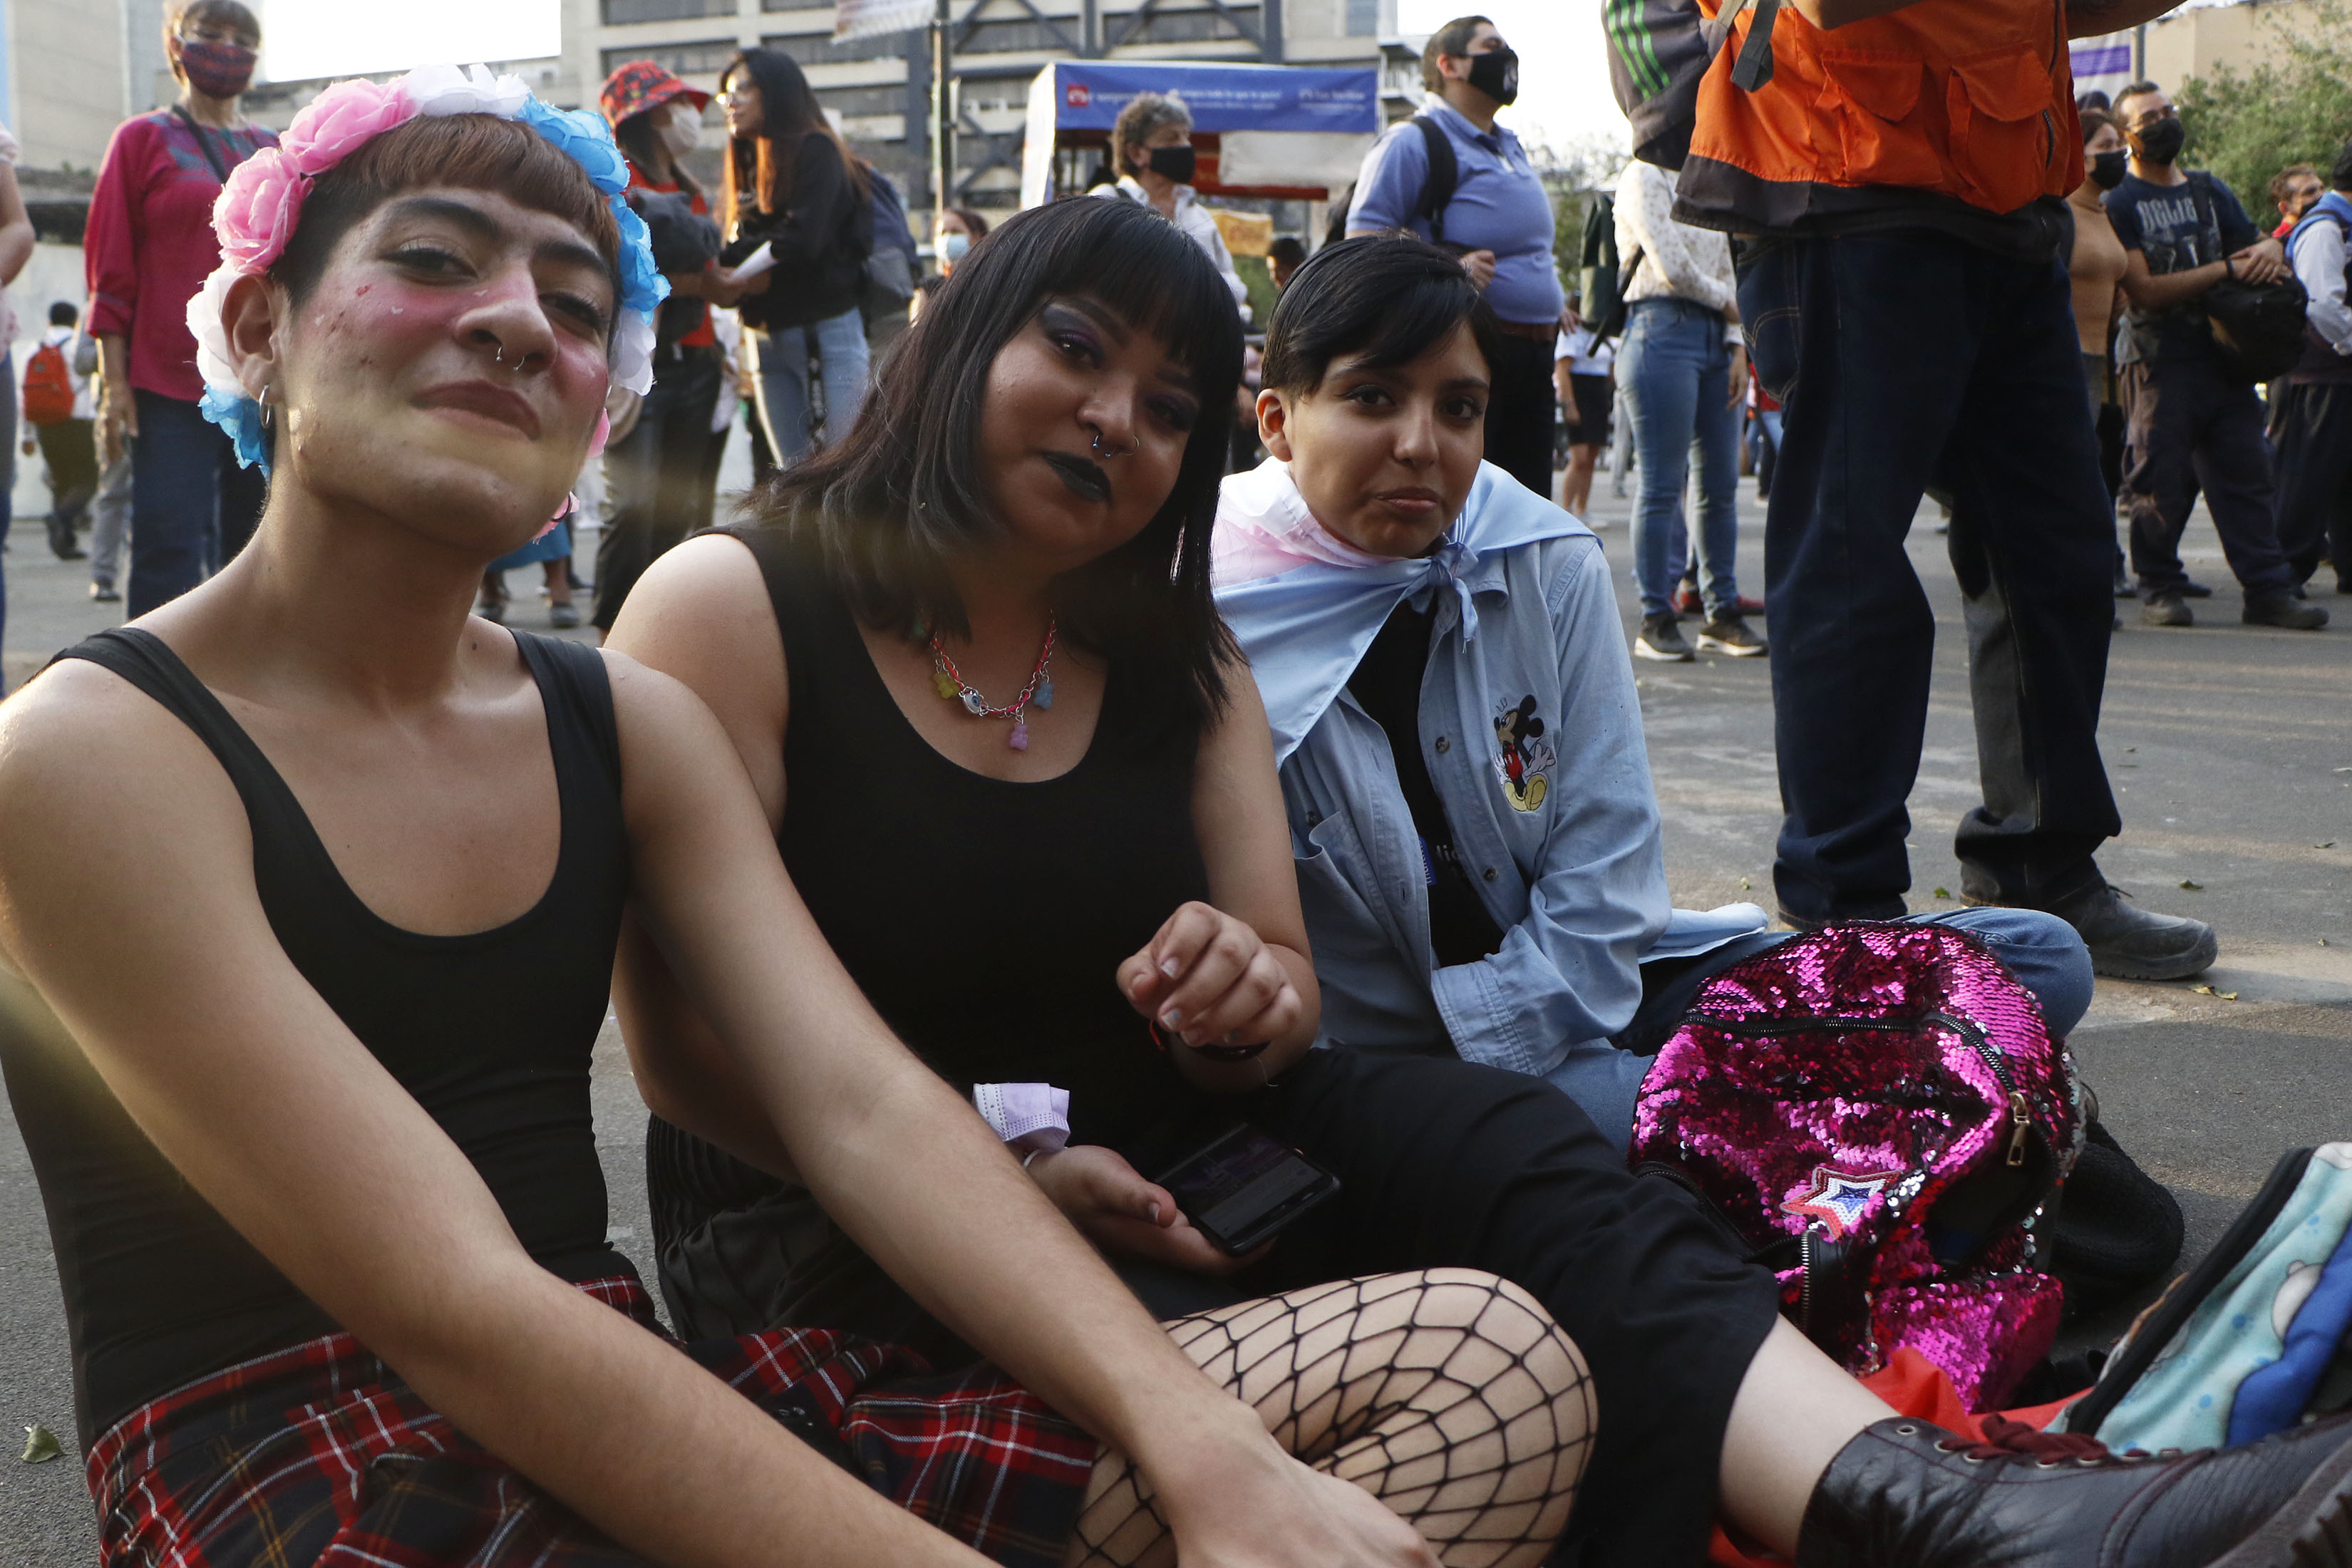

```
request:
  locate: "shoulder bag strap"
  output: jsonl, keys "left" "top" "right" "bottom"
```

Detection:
{"left": 171, "top": 105, "right": 233, "bottom": 185}
{"left": 1410, "top": 115, "right": 1459, "bottom": 247}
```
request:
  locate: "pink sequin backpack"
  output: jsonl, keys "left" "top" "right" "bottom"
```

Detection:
{"left": 1630, "top": 923, "right": 2085, "bottom": 1412}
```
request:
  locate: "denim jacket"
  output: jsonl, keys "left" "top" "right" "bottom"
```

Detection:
{"left": 1269, "top": 532, "right": 1671, "bottom": 1074}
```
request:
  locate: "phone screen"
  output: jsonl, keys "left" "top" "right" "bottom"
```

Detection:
{"left": 1156, "top": 1127, "right": 1339, "bottom": 1254}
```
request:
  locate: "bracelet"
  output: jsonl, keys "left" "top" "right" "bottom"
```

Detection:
{"left": 2224, "top": 254, "right": 2237, "bottom": 279}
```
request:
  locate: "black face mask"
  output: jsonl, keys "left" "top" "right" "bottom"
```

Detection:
{"left": 2136, "top": 118, "right": 2186, "bottom": 167}
{"left": 2090, "top": 149, "right": 2130, "bottom": 190}
{"left": 1466, "top": 46, "right": 1519, "bottom": 107}
{"left": 1145, "top": 144, "right": 1197, "bottom": 185}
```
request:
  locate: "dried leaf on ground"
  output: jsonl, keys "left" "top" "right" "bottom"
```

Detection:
{"left": 2180, "top": 880, "right": 2204, "bottom": 890}
{"left": 21, "top": 1423, "right": 61, "bottom": 1463}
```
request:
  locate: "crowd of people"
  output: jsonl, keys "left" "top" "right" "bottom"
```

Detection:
{"left": 8, "top": 3, "right": 2352, "bottom": 1568}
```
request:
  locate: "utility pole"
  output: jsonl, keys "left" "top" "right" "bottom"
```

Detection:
{"left": 931, "top": 0, "right": 952, "bottom": 239}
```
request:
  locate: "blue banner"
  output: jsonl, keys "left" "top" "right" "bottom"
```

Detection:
{"left": 1046, "top": 61, "right": 1379, "bottom": 134}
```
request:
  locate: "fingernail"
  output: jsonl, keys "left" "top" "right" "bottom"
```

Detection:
{"left": 1160, "top": 957, "right": 1182, "bottom": 978}
{"left": 1147, "top": 1202, "right": 1161, "bottom": 1223}
{"left": 1160, "top": 1007, "right": 1184, "bottom": 1028}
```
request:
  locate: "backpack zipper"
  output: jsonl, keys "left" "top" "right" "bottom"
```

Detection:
{"left": 1683, "top": 1011, "right": 2036, "bottom": 1165}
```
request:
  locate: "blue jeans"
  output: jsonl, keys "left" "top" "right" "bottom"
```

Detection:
{"left": 751, "top": 308, "right": 870, "bottom": 470}
{"left": 1738, "top": 234, "right": 2120, "bottom": 921}
{"left": 1619, "top": 297, "right": 1741, "bottom": 618}
{"left": 128, "top": 389, "right": 268, "bottom": 617}
{"left": 1549, "top": 907, "right": 2095, "bottom": 1148}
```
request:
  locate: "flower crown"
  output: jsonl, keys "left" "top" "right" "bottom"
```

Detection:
{"left": 190, "top": 64, "right": 669, "bottom": 476}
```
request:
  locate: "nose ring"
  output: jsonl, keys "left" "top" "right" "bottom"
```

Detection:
{"left": 1089, "top": 427, "right": 1135, "bottom": 458}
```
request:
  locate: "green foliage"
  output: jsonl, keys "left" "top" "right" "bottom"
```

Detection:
{"left": 1521, "top": 131, "right": 1631, "bottom": 306}
{"left": 1232, "top": 253, "right": 1278, "bottom": 334}
{"left": 2175, "top": 0, "right": 2352, "bottom": 222}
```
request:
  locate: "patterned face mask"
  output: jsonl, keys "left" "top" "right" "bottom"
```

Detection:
{"left": 179, "top": 36, "right": 256, "bottom": 99}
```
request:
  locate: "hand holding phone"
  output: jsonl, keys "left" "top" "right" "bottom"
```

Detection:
{"left": 1025, "top": 1144, "right": 1262, "bottom": 1275}
{"left": 1153, "top": 1125, "right": 1341, "bottom": 1256}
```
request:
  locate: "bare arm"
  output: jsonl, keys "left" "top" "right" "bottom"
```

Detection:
{"left": 0, "top": 163, "right": 33, "bottom": 287}
{"left": 2118, "top": 247, "right": 2227, "bottom": 311}
{"left": 2064, "top": 0, "right": 2182, "bottom": 38}
{"left": 0, "top": 664, "right": 987, "bottom": 1568}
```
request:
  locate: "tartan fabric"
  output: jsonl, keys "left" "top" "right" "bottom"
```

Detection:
{"left": 87, "top": 1274, "right": 1097, "bottom": 1568}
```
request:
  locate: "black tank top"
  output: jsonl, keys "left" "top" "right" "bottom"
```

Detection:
{"left": 4, "top": 628, "right": 634, "bottom": 1444}
{"left": 648, "top": 527, "right": 1213, "bottom": 1252}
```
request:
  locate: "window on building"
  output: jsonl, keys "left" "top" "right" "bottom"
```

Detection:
{"left": 1103, "top": 4, "right": 1263, "bottom": 47}
{"left": 601, "top": 39, "right": 741, "bottom": 78}
{"left": 763, "top": 0, "right": 830, "bottom": 9}
{"left": 817, "top": 83, "right": 912, "bottom": 120}
{"left": 1346, "top": 0, "right": 1378, "bottom": 36}
{"left": 760, "top": 29, "right": 909, "bottom": 63}
{"left": 603, "top": 0, "right": 733, "bottom": 21}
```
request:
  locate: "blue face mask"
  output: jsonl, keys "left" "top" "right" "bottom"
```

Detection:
{"left": 940, "top": 230, "right": 971, "bottom": 262}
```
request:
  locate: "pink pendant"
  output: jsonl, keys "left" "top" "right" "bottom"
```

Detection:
{"left": 1009, "top": 718, "right": 1029, "bottom": 751}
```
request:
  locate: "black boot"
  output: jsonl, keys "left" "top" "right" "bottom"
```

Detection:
{"left": 1798, "top": 1415, "right": 2352, "bottom": 1567}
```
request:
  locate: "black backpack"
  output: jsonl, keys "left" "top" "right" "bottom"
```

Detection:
{"left": 1327, "top": 115, "right": 1461, "bottom": 249}
{"left": 2187, "top": 173, "right": 2311, "bottom": 383}
{"left": 1604, "top": 0, "right": 1783, "bottom": 170}
{"left": 1577, "top": 192, "right": 1644, "bottom": 347}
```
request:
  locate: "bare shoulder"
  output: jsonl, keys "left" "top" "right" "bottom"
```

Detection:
{"left": 0, "top": 659, "right": 237, "bottom": 821}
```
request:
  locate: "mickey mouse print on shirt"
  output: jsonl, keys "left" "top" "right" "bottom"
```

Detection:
{"left": 1492, "top": 696, "right": 1556, "bottom": 814}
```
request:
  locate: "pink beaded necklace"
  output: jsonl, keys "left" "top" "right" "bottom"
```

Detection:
{"left": 927, "top": 617, "right": 1057, "bottom": 751}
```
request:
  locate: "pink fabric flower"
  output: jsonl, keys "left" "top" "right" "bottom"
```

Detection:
{"left": 213, "top": 146, "right": 306, "bottom": 274}
{"left": 279, "top": 78, "right": 416, "bottom": 176}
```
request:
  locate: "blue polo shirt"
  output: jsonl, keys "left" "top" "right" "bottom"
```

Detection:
{"left": 1346, "top": 100, "right": 1564, "bottom": 326}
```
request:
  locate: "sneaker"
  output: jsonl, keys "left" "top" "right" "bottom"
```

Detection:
{"left": 1635, "top": 614, "right": 1695, "bottom": 662}
{"left": 2042, "top": 878, "right": 2219, "bottom": 981}
{"left": 548, "top": 600, "right": 582, "bottom": 629}
{"left": 89, "top": 582, "right": 119, "bottom": 603}
{"left": 2179, "top": 577, "right": 2214, "bottom": 597}
{"left": 2244, "top": 591, "right": 2329, "bottom": 630}
{"left": 1675, "top": 584, "right": 1766, "bottom": 617}
{"left": 1695, "top": 614, "right": 1769, "bottom": 656}
{"left": 2141, "top": 592, "right": 2192, "bottom": 627}
{"left": 476, "top": 597, "right": 507, "bottom": 625}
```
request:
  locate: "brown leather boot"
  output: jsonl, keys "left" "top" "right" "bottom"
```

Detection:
{"left": 1798, "top": 1414, "right": 2352, "bottom": 1567}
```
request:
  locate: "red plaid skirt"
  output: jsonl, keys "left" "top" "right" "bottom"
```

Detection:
{"left": 86, "top": 1275, "right": 1098, "bottom": 1568}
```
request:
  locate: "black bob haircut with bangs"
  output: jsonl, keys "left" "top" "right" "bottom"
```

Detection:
{"left": 753, "top": 195, "right": 1245, "bottom": 731}
{"left": 1262, "top": 233, "right": 1501, "bottom": 396}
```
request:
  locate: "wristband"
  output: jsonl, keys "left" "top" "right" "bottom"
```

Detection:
{"left": 2224, "top": 255, "right": 2237, "bottom": 279}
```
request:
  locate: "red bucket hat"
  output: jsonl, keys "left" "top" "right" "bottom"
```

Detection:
{"left": 599, "top": 60, "right": 710, "bottom": 128}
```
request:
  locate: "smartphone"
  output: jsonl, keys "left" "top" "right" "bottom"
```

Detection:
{"left": 1152, "top": 1125, "right": 1341, "bottom": 1256}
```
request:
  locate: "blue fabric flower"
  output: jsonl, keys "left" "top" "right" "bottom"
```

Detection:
{"left": 200, "top": 385, "right": 271, "bottom": 474}
{"left": 606, "top": 195, "right": 671, "bottom": 318}
{"left": 518, "top": 98, "right": 631, "bottom": 195}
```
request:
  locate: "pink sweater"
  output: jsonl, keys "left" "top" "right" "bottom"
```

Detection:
{"left": 85, "top": 109, "right": 277, "bottom": 404}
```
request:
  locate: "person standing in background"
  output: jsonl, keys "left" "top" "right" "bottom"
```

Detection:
{"left": 860, "top": 161, "right": 919, "bottom": 361}
{"left": 2105, "top": 81, "right": 2321, "bottom": 630}
{"left": 1267, "top": 233, "right": 1305, "bottom": 290}
{"left": 73, "top": 324, "right": 130, "bottom": 603}
{"left": 2068, "top": 108, "right": 2132, "bottom": 597}
{"left": 1093, "top": 93, "right": 1252, "bottom": 321}
{"left": 1682, "top": 0, "right": 2220, "bottom": 981}
{"left": 1614, "top": 158, "right": 1761, "bottom": 663}
{"left": 1346, "top": 15, "right": 1562, "bottom": 497}
{"left": 718, "top": 48, "right": 872, "bottom": 470}
{"left": 593, "top": 61, "right": 738, "bottom": 634}
{"left": 85, "top": 0, "right": 274, "bottom": 618}
{"left": 0, "top": 121, "right": 35, "bottom": 651}
{"left": 1553, "top": 310, "right": 1611, "bottom": 517}
{"left": 2271, "top": 163, "right": 2323, "bottom": 238}
{"left": 24, "top": 301, "right": 96, "bottom": 562}
{"left": 2271, "top": 143, "right": 2352, "bottom": 597}
{"left": 935, "top": 207, "right": 988, "bottom": 276}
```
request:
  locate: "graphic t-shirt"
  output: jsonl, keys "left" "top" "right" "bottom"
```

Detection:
{"left": 2105, "top": 170, "right": 2259, "bottom": 363}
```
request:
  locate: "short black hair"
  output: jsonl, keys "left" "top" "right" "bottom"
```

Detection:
{"left": 2115, "top": 80, "right": 2164, "bottom": 118}
{"left": 752, "top": 196, "right": 1244, "bottom": 732}
{"left": 1267, "top": 236, "right": 1306, "bottom": 268}
{"left": 2331, "top": 141, "right": 2352, "bottom": 192}
{"left": 1261, "top": 233, "right": 1500, "bottom": 396}
{"left": 1421, "top": 15, "right": 1492, "bottom": 93}
{"left": 2075, "top": 89, "right": 2110, "bottom": 114}
{"left": 49, "top": 300, "right": 77, "bottom": 327}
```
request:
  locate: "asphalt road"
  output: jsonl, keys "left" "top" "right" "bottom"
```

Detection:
{"left": 2, "top": 480, "right": 2348, "bottom": 1563}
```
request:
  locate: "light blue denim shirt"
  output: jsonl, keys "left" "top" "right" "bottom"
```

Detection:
{"left": 1268, "top": 534, "right": 1670, "bottom": 1074}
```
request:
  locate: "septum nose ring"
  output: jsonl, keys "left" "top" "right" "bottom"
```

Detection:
{"left": 1088, "top": 426, "right": 1135, "bottom": 458}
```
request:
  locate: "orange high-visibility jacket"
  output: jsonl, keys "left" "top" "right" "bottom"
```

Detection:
{"left": 1675, "top": 0, "right": 2085, "bottom": 232}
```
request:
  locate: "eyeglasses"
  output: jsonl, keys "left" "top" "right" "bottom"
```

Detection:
{"left": 2127, "top": 104, "right": 2177, "bottom": 131}
{"left": 715, "top": 88, "right": 749, "bottom": 105}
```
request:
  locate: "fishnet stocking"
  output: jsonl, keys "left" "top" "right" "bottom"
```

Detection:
{"left": 1066, "top": 1269, "right": 1594, "bottom": 1568}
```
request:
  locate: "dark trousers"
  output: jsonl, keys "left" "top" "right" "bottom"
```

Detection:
{"left": 592, "top": 346, "right": 722, "bottom": 631}
{"left": 1484, "top": 331, "right": 1559, "bottom": 498}
{"left": 1738, "top": 233, "right": 2122, "bottom": 920}
{"left": 2270, "top": 378, "right": 2352, "bottom": 587}
{"left": 128, "top": 390, "right": 267, "bottom": 618}
{"left": 37, "top": 418, "right": 99, "bottom": 549}
{"left": 1242, "top": 1051, "right": 1778, "bottom": 1568}
{"left": 2119, "top": 354, "right": 2294, "bottom": 599}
